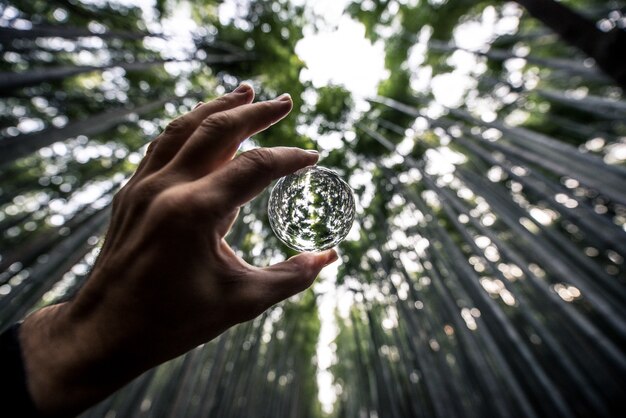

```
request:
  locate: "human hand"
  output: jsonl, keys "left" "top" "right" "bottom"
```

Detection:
{"left": 19, "top": 84, "right": 338, "bottom": 416}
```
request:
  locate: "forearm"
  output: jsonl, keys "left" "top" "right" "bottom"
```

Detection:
{"left": 20, "top": 303, "right": 112, "bottom": 416}
{"left": 19, "top": 301, "right": 155, "bottom": 417}
{"left": 18, "top": 275, "right": 233, "bottom": 417}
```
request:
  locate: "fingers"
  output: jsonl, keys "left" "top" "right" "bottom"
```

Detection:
{"left": 142, "top": 84, "right": 255, "bottom": 175}
{"left": 257, "top": 250, "right": 338, "bottom": 303}
{"left": 201, "top": 146, "right": 319, "bottom": 213}
{"left": 167, "top": 94, "right": 293, "bottom": 178}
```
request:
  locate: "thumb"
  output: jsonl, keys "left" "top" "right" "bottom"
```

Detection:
{"left": 260, "top": 249, "right": 338, "bottom": 303}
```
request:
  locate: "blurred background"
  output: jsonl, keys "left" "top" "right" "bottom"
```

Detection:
{"left": 1, "top": 0, "right": 625, "bottom": 417}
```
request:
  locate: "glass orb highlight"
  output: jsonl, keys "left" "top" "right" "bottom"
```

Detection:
{"left": 268, "top": 166, "right": 355, "bottom": 252}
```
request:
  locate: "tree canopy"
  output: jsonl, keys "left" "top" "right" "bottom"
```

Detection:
{"left": 1, "top": 0, "right": 625, "bottom": 417}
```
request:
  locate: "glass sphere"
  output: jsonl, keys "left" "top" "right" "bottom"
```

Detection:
{"left": 268, "top": 166, "right": 355, "bottom": 252}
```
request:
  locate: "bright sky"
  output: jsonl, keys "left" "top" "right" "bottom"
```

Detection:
{"left": 218, "top": 0, "right": 388, "bottom": 99}
{"left": 296, "top": 16, "right": 387, "bottom": 98}
{"left": 98, "top": 0, "right": 388, "bottom": 97}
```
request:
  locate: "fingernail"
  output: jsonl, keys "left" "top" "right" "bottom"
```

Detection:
{"left": 193, "top": 101, "right": 204, "bottom": 109}
{"left": 305, "top": 149, "right": 319, "bottom": 155}
{"left": 275, "top": 93, "right": 291, "bottom": 102}
{"left": 233, "top": 83, "right": 252, "bottom": 94}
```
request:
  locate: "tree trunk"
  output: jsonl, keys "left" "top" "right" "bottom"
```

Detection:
{"left": 0, "top": 96, "right": 174, "bottom": 166}
{"left": 0, "top": 55, "right": 250, "bottom": 95}
{"left": 0, "top": 207, "right": 110, "bottom": 328}
{"left": 0, "top": 25, "right": 152, "bottom": 42}
{"left": 513, "top": 0, "right": 626, "bottom": 89}
{"left": 427, "top": 39, "right": 611, "bottom": 83}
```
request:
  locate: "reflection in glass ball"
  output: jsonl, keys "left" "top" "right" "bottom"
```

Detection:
{"left": 268, "top": 166, "right": 356, "bottom": 252}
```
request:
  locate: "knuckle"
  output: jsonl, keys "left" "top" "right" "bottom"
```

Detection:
{"left": 154, "top": 190, "right": 183, "bottom": 215}
{"left": 163, "top": 115, "right": 189, "bottom": 137}
{"left": 145, "top": 138, "right": 160, "bottom": 155}
{"left": 150, "top": 191, "right": 196, "bottom": 226}
{"left": 133, "top": 176, "right": 172, "bottom": 207}
{"left": 300, "top": 257, "right": 319, "bottom": 278}
{"left": 211, "top": 95, "right": 231, "bottom": 108}
{"left": 154, "top": 186, "right": 205, "bottom": 221}
{"left": 241, "top": 148, "right": 274, "bottom": 175}
{"left": 200, "top": 111, "right": 234, "bottom": 134}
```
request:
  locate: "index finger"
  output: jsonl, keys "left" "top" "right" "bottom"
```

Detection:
{"left": 167, "top": 95, "right": 294, "bottom": 177}
{"left": 141, "top": 84, "right": 255, "bottom": 175}
{"left": 199, "top": 147, "right": 319, "bottom": 212}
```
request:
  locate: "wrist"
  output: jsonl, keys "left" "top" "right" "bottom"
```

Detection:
{"left": 19, "top": 300, "right": 145, "bottom": 416}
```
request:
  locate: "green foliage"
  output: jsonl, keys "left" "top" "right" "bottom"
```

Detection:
{"left": 309, "top": 85, "right": 353, "bottom": 134}
{"left": 12, "top": 0, "right": 146, "bottom": 32}
{"left": 191, "top": 0, "right": 314, "bottom": 149}
{"left": 2, "top": 0, "right": 626, "bottom": 417}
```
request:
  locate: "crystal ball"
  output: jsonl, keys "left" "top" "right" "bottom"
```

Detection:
{"left": 268, "top": 166, "right": 355, "bottom": 252}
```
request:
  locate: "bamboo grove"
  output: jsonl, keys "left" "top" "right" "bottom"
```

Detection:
{"left": 1, "top": 0, "right": 625, "bottom": 417}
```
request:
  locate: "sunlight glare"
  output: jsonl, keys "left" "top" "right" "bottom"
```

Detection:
{"left": 296, "top": 16, "right": 388, "bottom": 98}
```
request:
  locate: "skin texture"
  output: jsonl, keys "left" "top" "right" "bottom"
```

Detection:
{"left": 18, "top": 84, "right": 338, "bottom": 417}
